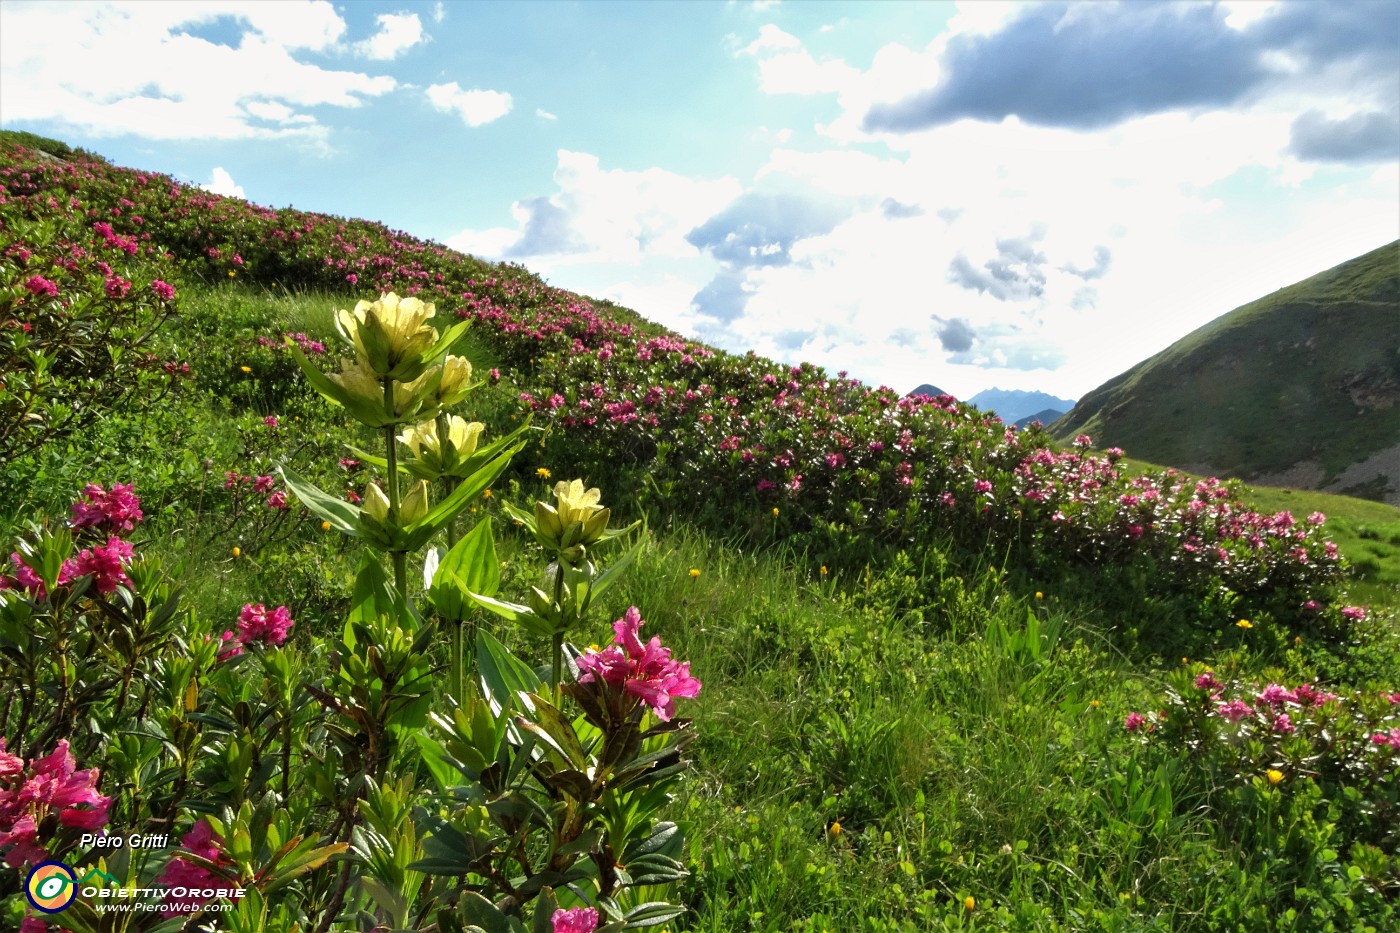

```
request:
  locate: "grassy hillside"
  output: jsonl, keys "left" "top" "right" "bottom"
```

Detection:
{"left": 1055, "top": 241, "right": 1400, "bottom": 503}
{"left": 2, "top": 133, "right": 1398, "bottom": 931}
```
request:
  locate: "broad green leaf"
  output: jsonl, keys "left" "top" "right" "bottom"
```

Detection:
{"left": 278, "top": 465, "right": 361, "bottom": 533}
{"left": 476, "top": 630, "right": 542, "bottom": 715}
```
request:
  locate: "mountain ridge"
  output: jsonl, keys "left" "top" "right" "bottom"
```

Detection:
{"left": 1054, "top": 240, "right": 1400, "bottom": 504}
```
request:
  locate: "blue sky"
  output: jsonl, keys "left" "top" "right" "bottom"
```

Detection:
{"left": 3, "top": 0, "right": 1397, "bottom": 400}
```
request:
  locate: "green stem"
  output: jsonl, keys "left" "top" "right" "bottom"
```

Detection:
{"left": 382, "top": 378, "right": 407, "bottom": 597}
{"left": 551, "top": 560, "right": 568, "bottom": 703}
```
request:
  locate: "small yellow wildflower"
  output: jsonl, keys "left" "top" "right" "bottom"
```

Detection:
{"left": 820, "top": 565, "right": 828, "bottom": 576}
{"left": 320, "top": 520, "right": 331, "bottom": 532}
{"left": 689, "top": 568, "right": 700, "bottom": 578}
{"left": 1236, "top": 619, "right": 1253, "bottom": 629}
{"left": 239, "top": 365, "right": 252, "bottom": 373}
{"left": 228, "top": 270, "right": 236, "bottom": 277}
{"left": 1294, "top": 635, "right": 1303, "bottom": 645}
{"left": 483, "top": 488, "right": 492, "bottom": 499}
{"left": 1035, "top": 591, "right": 1043, "bottom": 599}
{"left": 1089, "top": 699, "right": 1101, "bottom": 709}
{"left": 536, "top": 467, "right": 552, "bottom": 479}
{"left": 1267, "top": 769, "right": 1284, "bottom": 785}
{"left": 772, "top": 507, "right": 780, "bottom": 517}
{"left": 231, "top": 546, "right": 241, "bottom": 558}
{"left": 964, "top": 896, "right": 976, "bottom": 911}
{"left": 828, "top": 821, "right": 842, "bottom": 837}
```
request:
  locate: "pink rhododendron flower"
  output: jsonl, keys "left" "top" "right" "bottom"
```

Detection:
{"left": 1257, "top": 684, "right": 1296, "bottom": 708}
{"left": 1340, "top": 606, "right": 1367, "bottom": 621}
{"left": 66, "top": 536, "right": 135, "bottom": 594}
{"left": 266, "top": 491, "right": 289, "bottom": 511}
{"left": 236, "top": 604, "right": 294, "bottom": 647}
{"left": 24, "top": 275, "right": 58, "bottom": 297}
{"left": 576, "top": 607, "right": 701, "bottom": 722}
{"left": 150, "top": 279, "right": 175, "bottom": 300}
{"left": 0, "top": 739, "right": 111, "bottom": 869}
{"left": 551, "top": 907, "right": 599, "bottom": 933}
{"left": 158, "top": 821, "right": 230, "bottom": 916}
{"left": 252, "top": 475, "right": 275, "bottom": 493}
{"left": 1370, "top": 728, "right": 1400, "bottom": 750}
{"left": 1217, "top": 699, "right": 1254, "bottom": 723}
{"left": 70, "top": 483, "right": 143, "bottom": 534}
{"left": 1123, "top": 712, "right": 1146, "bottom": 732}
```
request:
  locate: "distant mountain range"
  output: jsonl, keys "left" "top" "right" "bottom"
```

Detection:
{"left": 906, "top": 386, "right": 1076, "bottom": 425}
{"left": 966, "top": 389, "right": 1076, "bottom": 425}
{"left": 1055, "top": 240, "right": 1400, "bottom": 505}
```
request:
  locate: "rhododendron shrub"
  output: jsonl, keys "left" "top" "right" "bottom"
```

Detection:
{"left": 0, "top": 168, "right": 182, "bottom": 467}
{"left": 1123, "top": 667, "right": 1400, "bottom": 905}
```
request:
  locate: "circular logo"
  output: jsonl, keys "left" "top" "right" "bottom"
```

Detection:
{"left": 26, "top": 861, "right": 77, "bottom": 913}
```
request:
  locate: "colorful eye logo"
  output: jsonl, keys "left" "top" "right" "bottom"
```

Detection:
{"left": 26, "top": 861, "right": 77, "bottom": 913}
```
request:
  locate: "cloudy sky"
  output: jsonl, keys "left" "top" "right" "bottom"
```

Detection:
{"left": 3, "top": 0, "right": 1396, "bottom": 399}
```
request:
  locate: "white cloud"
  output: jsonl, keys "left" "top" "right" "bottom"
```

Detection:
{"left": 536, "top": 108, "right": 558, "bottom": 120}
{"left": 752, "top": 48, "right": 862, "bottom": 95}
{"left": 355, "top": 11, "right": 425, "bottom": 61}
{"left": 0, "top": 1, "right": 392, "bottom": 143}
{"left": 740, "top": 24, "right": 800, "bottom": 56}
{"left": 200, "top": 166, "right": 245, "bottom": 198}
{"left": 432, "top": 2, "right": 446, "bottom": 25}
{"left": 425, "top": 82, "right": 512, "bottom": 127}
{"left": 446, "top": 150, "right": 742, "bottom": 276}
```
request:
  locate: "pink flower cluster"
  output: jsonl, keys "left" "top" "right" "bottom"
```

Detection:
{"left": 70, "top": 482, "right": 143, "bottom": 534}
{"left": 157, "top": 821, "right": 231, "bottom": 916}
{"left": 223, "top": 472, "right": 288, "bottom": 510}
{"left": 218, "top": 603, "right": 294, "bottom": 659}
{"left": 552, "top": 907, "right": 599, "bottom": 933}
{"left": 576, "top": 607, "right": 702, "bottom": 722}
{"left": 4, "top": 536, "right": 135, "bottom": 599}
{"left": 0, "top": 739, "right": 111, "bottom": 868}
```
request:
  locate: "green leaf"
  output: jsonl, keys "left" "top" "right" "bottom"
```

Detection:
{"left": 456, "top": 892, "right": 512, "bottom": 933}
{"left": 413, "top": 733, "right": 459, "bottom": 795}
{"left": 289, "top": 344, "right": 393, "bottom": 427}
{"left": 476, "top": 630, "right": 543, "bottom": 715}
{"left": 259, "top": 841, "right": 348, "bottom": 894}
{"left": 278, "top": 465, "right": 361, "bottom": 533}
{"left": 531, "top": 888, "right": 560, "bottom": 933}
{"left": 467, "top": 592, "right": 533, "bottom": 622}
{"left": 622, "top": 902, "right": 688, "bottom": 926}
{"left": 401, "top": 441, "right": 521, "bottom": 550}
{"left": 587, "top": 535, "right": 644, "bottom": 604}
{"left": 522, "top": 691, "right": 588, "bottom": 766}
{"left": 430, "top": 517, "right": 500, "bottom": 619}
{"left": 345, "top": 552, "right": 408, "bottom": 639}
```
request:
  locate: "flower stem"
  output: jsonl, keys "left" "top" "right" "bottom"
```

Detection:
{"left": 551, "top": 560, "right": 567, "bottom": 703}
{"left": 382, "top": 378, "right": 407, "bottom": 597}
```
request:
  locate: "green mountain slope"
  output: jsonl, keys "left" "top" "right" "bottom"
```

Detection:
{"left": 1055, "top": 240, "right": 1400, "bottom": 504}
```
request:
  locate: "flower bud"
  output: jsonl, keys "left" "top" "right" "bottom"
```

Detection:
{"left": 401, "top": 480, "right": 430, "bottom": 524}
{"left": 399, "top": 415, "right": 485, "bottom": 476}
{"left": 327, "top": 356, "right": 383, "bottom": 405}
{"left": 363, "top": 482, "right": 390, "bottom": 524}
{"left": 436, "top": 355, "right": 473, "bottom": 407}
